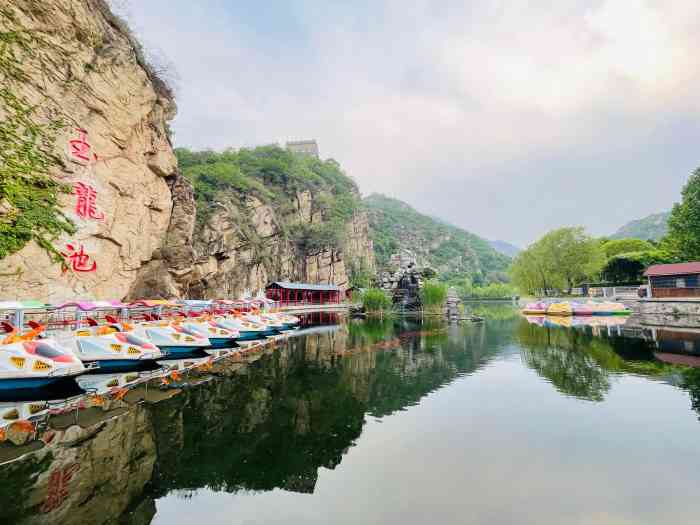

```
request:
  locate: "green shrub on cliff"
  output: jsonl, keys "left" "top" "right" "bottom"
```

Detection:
{"left": 176, "top": 146, "right": 360, "bottom": 253}
{"left": 0, "top": 12, "right": 75, "bottom": 263}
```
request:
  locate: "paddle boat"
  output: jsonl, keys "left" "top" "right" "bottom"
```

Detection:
{"left": 128, "top": 319, "right": 211, "bottom": 356}
{"left": 247, "top": 311, "right": 286, "bottom": 331}
{"left": 571, "top": 302, "right": 594, "bottom": 316}
{"left": 522, "top": 302, "right": 548, "bottom": 315}
{"left": 522, "top": 300, "right": 631, "bottom": 317}
{"left": 45, "top": 302, "right": 164, "bottom": 372}
{"left": 545, "top": 302, "right": 574, "bottom": 316}
{"left": 0, "top": 324, "right": 87, "bottom": 390}
{"left": 208, "top": 304, "right": 280, "bottom": 340}
{"left": 56, "top": 327, "right": 163, "bottom": 372}
{"left": 111, "top": 301, "right": 212, "bottom": 356}
{"left": 180, "top": 316, "right": 239, "bottom": 348}
{"left": 591, "top": 301, "right": 631, "bottom": 316}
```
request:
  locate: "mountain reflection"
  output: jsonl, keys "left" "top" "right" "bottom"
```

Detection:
{"left": 0, "top": 316, "right": 502, "bottom": 525}
{"left": 6, "top": 308, "right": 700, "bottom": 525}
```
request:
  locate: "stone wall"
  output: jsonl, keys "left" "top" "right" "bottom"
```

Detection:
{"left": 636, "top": 299, "right": 700, "bottom": 328}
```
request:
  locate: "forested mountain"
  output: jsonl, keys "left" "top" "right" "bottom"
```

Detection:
{"left": 610, "top": 212, "right": 669, "bottom": 241}
{"left": 363, "top": 194, "right": 511, "bottom": 284}
{"left": 489, "top": 240, "right": 521, "bottom": 257}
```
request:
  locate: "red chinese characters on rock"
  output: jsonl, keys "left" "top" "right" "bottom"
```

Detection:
{"left": 40, "top": 463, "right": 80, "bottom": 513}
{"left": 68, "top": 128, "right": 99, "bottom": 164}
{"left": 61, "top": 244, "right": 97, "bottom": 273}
{"left": 73, "top": 182, "right": 104, "bottom": 220}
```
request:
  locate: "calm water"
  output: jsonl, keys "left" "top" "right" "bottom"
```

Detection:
{"left": 2, "top": 305, "right": 700, "bottom": 524}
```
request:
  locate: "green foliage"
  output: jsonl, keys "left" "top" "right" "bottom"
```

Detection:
{"left": 287, "top": 221, "right": 344, "bottom": 254}
{"left": 364, "top": 193, "right": 511, "bottom": 283}
{"left": 347, "top": 256, "right": 373, "bottom": 288}
{"left": 600, "top": 238, "right": 654, "bottom": 259}
{"left": 601, "top": 248, "right": 675, "bottom": 282}
{"left": 510, "top": 227, "right": 605, "bottom": 295}
{"left": 175, "top": 146, "right": 360, "bottom": 254}
{"left": 421, "top": 280, "right": 448, "bottom": 309}
{"left": 0, "top": 15, "right": 75, "bottom": 263}
{"left": 666, "top": 167, "right": 700, "bottom": 260}
{"left": 361, "top": 288, "right": 392, "bottom": 313}
{"left": 464, "top": 282, "right": 517, "bottom": 299}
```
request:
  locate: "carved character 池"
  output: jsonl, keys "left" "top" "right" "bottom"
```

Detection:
{"left": 61, "top": 244, "right": 97, "bottom": 273}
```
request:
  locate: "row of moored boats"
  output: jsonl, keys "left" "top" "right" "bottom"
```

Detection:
{"left": 0, "top": 299, "right": 299, "bottom": 391}
{"left": 522, "top": 300, "right": 631, "bottom": 317}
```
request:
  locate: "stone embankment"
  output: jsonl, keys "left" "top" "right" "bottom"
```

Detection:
{"left": 634, "top": 299, "right": 700, "bottom": 329}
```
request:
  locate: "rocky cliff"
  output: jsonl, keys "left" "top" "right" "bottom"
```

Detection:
{"left": 0, "top": 0, "right": 177, "bottom": 302}
{"left": 130, "top": 188, "right": 374, "bottom": 299}
{"left": 129, "top": 147, "right": 375, "bottom": 300}
{"left": 0, "top": 1, "right": 373, "bottom": 302}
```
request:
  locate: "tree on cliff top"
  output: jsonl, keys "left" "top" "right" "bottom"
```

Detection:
{"left": 666, "top": 167, "right": 700, "bottom": 260}
{"left": 176, "top": 146, "right": 361, "bottom": 254}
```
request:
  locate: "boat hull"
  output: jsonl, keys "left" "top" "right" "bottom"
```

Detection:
{"left": 208, "top": 337, "right": 238, "bottom": 349}
{"left": 0, "top": 376, "right": 77, "bottom": 390}
{"left": 160, "top": 345, "right": 210, "bottom": 356}
{"left": 236, "top": 329, "right": 277, "bottom": 339}
{"left": 82, "top": 359, "right": 158, "bottom": 373}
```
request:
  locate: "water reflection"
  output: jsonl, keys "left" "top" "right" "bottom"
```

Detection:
{"left": 2, "top": 307, "right": 700, "bottom": 524}
{"left": 0, "top": 314, "right": 502, "bottom": 524}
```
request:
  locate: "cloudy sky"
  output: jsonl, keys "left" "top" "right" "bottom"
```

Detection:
{"left": 112, "top": 0, "right": 700, "bottom": 246}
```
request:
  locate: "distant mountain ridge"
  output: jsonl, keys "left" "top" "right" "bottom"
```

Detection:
{"left": 363, "top": 194, "right": 511, "bottom": 282}
{"left": 489, "top": 240, "right": 521, "bottom": 257}
{"left": 611, "top": 212, "right": 670, "bottom": 241}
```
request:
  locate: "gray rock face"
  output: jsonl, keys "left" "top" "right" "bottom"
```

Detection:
{"left": 138, "top": 189, "right": 375, "bottom": 299}
{"left": 0, "top": 1, "right": 375, "bottom": 302}
{"left": 0, "top": 0, "right": 177, "bottom": 302}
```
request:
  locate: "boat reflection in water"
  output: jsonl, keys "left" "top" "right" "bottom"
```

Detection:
{"left": 0, "top": 312, "right": 496, "bottom": 524}
{"left": 3, "top": 308, "right": 700, "bottom": 524}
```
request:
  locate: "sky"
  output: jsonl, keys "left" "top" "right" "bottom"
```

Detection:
{"left": 111, "top": 0, "right": 700, "bottom": 247}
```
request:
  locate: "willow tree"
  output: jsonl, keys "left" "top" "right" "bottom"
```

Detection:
{"left": 510, "top": 227, "right": 605, "bottom": 295}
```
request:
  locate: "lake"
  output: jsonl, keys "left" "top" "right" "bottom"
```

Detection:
{"left": 2, "top": 305, "right": 700, "bottom": 524}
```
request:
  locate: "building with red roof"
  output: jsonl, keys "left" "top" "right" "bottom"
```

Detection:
{"left": 644, "top": 262, "right": 700, "bottom": 298}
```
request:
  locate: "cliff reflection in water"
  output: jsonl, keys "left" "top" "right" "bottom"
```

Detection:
{"left": 0, "top": 315, "right": 503, "bottom": 525}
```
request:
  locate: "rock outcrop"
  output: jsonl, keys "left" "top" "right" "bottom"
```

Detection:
{"left": 188, "top": 191, "right": 373, "bottom": 299}
{"left": 0, "top": 0, "right": 177, "bottom": 302}
{"left": 0, "top": 1, "right": 374, "bottom": 302}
